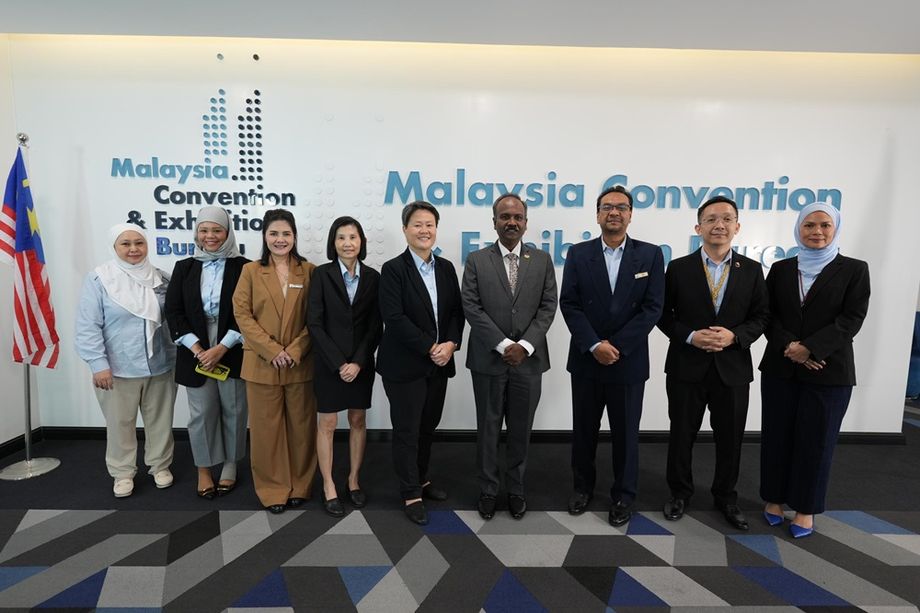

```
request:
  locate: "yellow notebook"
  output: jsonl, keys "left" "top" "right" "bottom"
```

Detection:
{"left": 194, "top": 363, "right": 230, "bottom": 381}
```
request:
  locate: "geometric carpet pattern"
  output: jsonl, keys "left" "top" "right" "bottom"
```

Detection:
{"left": 2, "top": 507, "right": 919, "bottom": 611}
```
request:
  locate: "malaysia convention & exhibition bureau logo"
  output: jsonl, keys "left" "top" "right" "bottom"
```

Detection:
{"left": 108, "top": 87, "right": 296, "bottom": 256}
{"left": 383, "top": 167, "right": 844, "bottom": 267}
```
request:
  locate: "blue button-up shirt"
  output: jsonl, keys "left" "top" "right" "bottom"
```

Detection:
{"left": 410, "top": 250, "right": 438, "bottom": 338}
{"left": 590, "top": 240, "right": 625, "bottom": 353}
{"left": 75, "top": 271, "right": 176, "bottom": 377}
{"left": 686, "top": 249, "right": 733, "bottom": 345}
{"left": 603, "top": 241, "right": 625, "bottom": 294}
{"left": 340, "top": 258, "right": 361, "bottom": 305}
{"left": 702, "top": 248, "right": 732, "bottom": 313}
{"left": 176, "top": 259, "right": 243, "bottom": 350}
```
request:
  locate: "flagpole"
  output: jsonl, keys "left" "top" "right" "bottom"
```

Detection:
{"left": 0, "top": 134, "right": 61, "bottom": 480}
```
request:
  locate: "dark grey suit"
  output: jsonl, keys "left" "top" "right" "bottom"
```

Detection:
{"left": 461, "top": 242, "right": 557, "bottom": 496}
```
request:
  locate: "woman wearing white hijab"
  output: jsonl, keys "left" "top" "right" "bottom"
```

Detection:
{"left": 165, "top": 206, "right": 250, "bottom": 499}
{"left": 758, "top": 202, "right": 870, "bottom": 538}
{"left": 75, "top": 224, "right": 177, "bottom": 498}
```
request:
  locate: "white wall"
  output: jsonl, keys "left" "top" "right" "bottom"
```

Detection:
{"left": 2, "top": 34, "right": 920, "bottom": 444}
{"left": 0, "top": 34, "right": 32, "bottom": 447}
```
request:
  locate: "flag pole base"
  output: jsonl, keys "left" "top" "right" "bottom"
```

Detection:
{"left": 0, "top": 457, "right": 61, "bottom": 480}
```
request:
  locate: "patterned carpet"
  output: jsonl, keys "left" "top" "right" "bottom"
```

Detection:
{"left": 1, "top": 504, "right": 920, "bottom": 611}
{"left": 2, "top": 416, "right": 919, "bottom": 612}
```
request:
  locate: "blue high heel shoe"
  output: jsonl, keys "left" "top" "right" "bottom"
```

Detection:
{"left": 789, "top": 523, "right": 814, "bottom": 539}
{"left": 763, "top": 510, "right": 784, "bottom": 526}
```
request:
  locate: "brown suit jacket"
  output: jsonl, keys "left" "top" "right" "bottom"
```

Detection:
{"left": 232, "top": 258, "right": 316, "bottom": 385}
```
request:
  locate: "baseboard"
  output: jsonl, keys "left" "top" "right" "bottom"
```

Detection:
{"left": 0, "top": 428, "right": 44, "bottom": 459}
{"left": 3, "top": 425, "right": 901, "bottom": 451}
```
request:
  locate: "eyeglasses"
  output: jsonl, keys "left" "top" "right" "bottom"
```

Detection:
{"left": 599, "top": 204, "right": 631, "bottom": 213}
{"left": 699, "top": 216, "right": 737, "bottom": 226}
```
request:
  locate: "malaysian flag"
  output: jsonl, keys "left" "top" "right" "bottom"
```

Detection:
{"left": 0, "top": 148, "right": 59, "bottom": 368}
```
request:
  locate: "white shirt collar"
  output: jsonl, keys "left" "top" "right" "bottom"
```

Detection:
{"left": 497, "top": 241, "right": 522, "bottom": 259}
{"left": 409, "top": 249, "right": 434, "bottom": 270}
{"left": 338, "top": 258, "right": 360, "bottom": 278}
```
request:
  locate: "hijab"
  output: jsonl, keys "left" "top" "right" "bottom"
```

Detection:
{"left": 794, "top": 202, "right": 841, "bottom": 276}
{"left": 94, "top": 224, "right": 163, "bottom": 358}
{"left": 192, "top": 206, "right": 241, "bottom": 262}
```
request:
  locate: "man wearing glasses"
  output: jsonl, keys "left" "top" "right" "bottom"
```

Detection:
{"left": 560, "top": 185, "right": 665, "bottom": 526}
{"left": 656, "top": 195, "right": 768, "bottom": 530}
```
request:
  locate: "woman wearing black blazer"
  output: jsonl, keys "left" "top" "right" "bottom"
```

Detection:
{"left": 759, "top": 202, "right": 870, "bottom": 538}
{"left": 377, "top": 201, "right": 464, "bottom": 525}
{"left": 165, "top": 206, "right": 250, "bottom": 499}
{"left": 307, "top": 216, "right": 382, "bottom": 517}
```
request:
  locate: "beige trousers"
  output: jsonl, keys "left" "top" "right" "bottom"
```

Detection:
{"left": 95, "top": 370, "right": 177, "bottom": 479}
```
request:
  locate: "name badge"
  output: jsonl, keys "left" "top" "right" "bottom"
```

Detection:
{"left": 634, "top": 271, "right": 649, "bottom": 279}
{"left": 289, "top": 283, "right": 303, "bottom": 289}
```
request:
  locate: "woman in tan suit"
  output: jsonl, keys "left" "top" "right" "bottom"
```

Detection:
{"left": 233, "top": 209, "right": 317, "bottom": 514}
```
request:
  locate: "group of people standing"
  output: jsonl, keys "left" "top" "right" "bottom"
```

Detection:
{"left": 74, "top": 185, "right": 869, "bottom": 539}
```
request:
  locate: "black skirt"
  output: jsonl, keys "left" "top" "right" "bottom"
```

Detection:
{"left": 314, "top": 357, "right": 375, "bottom": 413}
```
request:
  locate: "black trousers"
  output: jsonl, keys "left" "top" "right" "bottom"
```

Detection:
{"left": 384, "top": 375, "right": 449, "bottom": 501}
{"left": 760, "top": 373, "right": 852, "bottom": 514}
{"left": 472, "top": 370, "right": 542, "bottom": 497}
{"left": 665, "top": 366, "right": 749, "bottom": 507}
{"left": 571, "top": 375, "right": 644, "bottom": 505}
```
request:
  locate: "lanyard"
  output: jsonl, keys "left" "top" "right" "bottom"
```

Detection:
{"left": 702, "top": 259, "right": 730, "bottom": 306}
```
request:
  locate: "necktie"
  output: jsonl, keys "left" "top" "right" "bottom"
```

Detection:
{"left": 507, "top": 253, "right": 519, "bottom": 293}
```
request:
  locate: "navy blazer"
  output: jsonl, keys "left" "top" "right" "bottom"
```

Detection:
{"left": 165, "top": 255, "right": 249, "bottom": 386}
{"left": 307, "top": 261, "right": 382, "bottom": 373}
{"left": 657, "top": 249, "right": 768, "bottom": 386}
{"left": 759, "top": 254, "right": 870, "bottom": 386}
{"left": 560, "top": 236, "right": 665, "bottom": 384}
{"left": 377, "top": 248, "right": 465, "bottom": 383}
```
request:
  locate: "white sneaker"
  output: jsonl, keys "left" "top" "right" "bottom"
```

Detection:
{"left": 153, "top": 469, "right": 174, "bottom": 489}
{"left": 113, "top": 478, "right": 134, "bottom": 498}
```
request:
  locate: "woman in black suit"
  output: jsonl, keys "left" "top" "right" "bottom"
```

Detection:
{"left": 759, "top": 202, "right": 870, "bottom": 538}
{"left": 307, "top": 216, "right": 382, "bottom": 517}
{"left": 377, "top": 201, "right": 464, "bottom": 525}
{"left": 165, "top": 206, "right": 250, "bottom": 498}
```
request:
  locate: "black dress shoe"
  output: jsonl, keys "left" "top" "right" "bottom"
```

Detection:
{"left": 216, "top": 481, "right": 236, "bottom": 497}
{"left": 508, "top": 494, "right": 527, "bottom": 520}
{"left": 265, "top": 504, "right": 286, "bottom": 514}
{"left": 719, "top": 504, "right": 750, "bottom": 530}
{"left": 286, "top": 497, "right": 307, "bottom": 508}
{"left": 197, "top": 486, "right": 216, "bottom": 500}
{"left": 478, "top": 494, "right": 497, "bottom": 520}
{"left": 663, "top": 497, "right": 686, "bottom": 521}
{"left": 347, "top": 488, "right": 367, "bottom": 508}
{"left": 404, "top": 501, "right": 429, "bottom": 525}
{"left": 422, "top": 484, "right": 448, "bottom": 501}
{"left": 608, "top": 501, "right": 632, "bottom": 527}
{"left": 567, "top": 491, "right": 592, "bottom": 515}
{"left": 323, "top": 496, "right": 345, "bottom": 517}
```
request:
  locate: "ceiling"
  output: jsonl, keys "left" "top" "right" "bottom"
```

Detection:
{"left": 1, "top": 0, "right": 919, "bottom": 54}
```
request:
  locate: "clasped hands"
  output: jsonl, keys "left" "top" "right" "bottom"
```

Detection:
{"left": 784, "top": 340, "right": 825, "bottom": 370}
{"left": 691, "top": 326, "right": 736, "bottom": 353}
{"left": 271, "top": 349, "right": 296, "bottom": 369}
{"left": 502, "top": 343, "right": 527, "bottom": 367}
{"left": 592, "top": 340, "right": 620, "bottom": 366}
{"left": 195, "top": 343, "right": 229, "bottom": 372}
{"left": 339, "top": 362, "right": 361, "bottom": 383}
{"left": 429, "top": 341, "right": 456, "bottom": 367}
